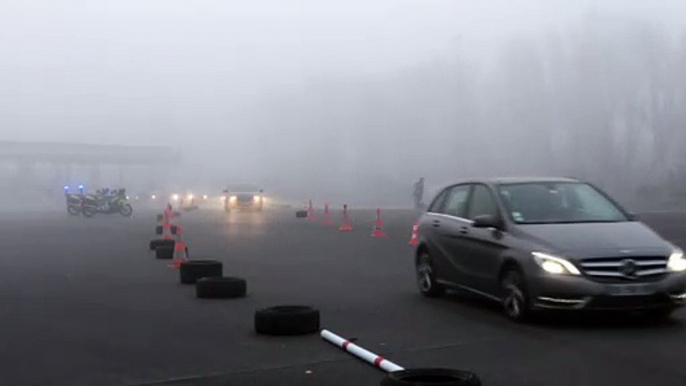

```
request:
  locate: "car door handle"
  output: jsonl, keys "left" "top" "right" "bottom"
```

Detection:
{"left": 458, "top": 226, "right": 469, "bottom": 235}
{"left": 432, "top": 220, "right": 441, "bottom": 228}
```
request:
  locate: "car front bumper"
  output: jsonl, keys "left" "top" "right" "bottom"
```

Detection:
{"left": 528, "top": 272, "right": 686, "bottom": 311}
{"left": 226, "top": 201, "right": 263, "bottom": 210}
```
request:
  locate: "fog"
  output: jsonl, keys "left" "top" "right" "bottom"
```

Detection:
{"left": 2, "top": 0, "right": 686, "bottom": 208}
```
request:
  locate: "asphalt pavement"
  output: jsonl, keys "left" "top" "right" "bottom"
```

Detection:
{"left": 2, "top": 207, "right": 686, "bottom": 386}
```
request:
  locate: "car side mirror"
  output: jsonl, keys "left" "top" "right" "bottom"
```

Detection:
{"left": 259, "top": 189, "right": 264, "bottom": 193}
{"left": 627, "top": 212, "right": 638, "bottom": 221}
{"left": 222, "top": 189, "right": 228, "bottom": 194}
{"left": 472, "top": 214, "right": 502, "bottom": 229}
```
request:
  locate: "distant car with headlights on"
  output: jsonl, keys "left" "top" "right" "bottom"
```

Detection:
{"left": 414, "top": 177, "right": 686, "bottom": 321}
{"left": 168, "top": 192, "right": 212, "bottom": 211}
{"left": 222, "top": 185, "right": 264, "bottom": 212}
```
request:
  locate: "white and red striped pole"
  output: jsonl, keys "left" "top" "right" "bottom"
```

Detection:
{"left": 321, "top": 330, "right": 404, "bottom": 373}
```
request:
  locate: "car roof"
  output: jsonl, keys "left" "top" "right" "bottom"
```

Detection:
{"left": 489, "top": 176, "right": 580, "bottom": 184}
{"left": 448, "top": 176, "right": 581, "bottom": 186}
{"left": 226, "top": 184, "right": 260, "bottom": 191}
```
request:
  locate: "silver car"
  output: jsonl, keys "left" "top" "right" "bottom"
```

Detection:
{"left": 415, "top": 177, "right": 686, "bottom": 321}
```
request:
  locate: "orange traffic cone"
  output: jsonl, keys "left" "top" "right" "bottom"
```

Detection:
{"left": 155, "top": 205, "right": 175, "bottom": 240}
{"left": 339, "top": 204, "right": 353, "bottom": 232}
{"left": 307, "top": 200, "right": 316, "bottom": 221}
{"left": 169, "top": 226, "right": 188, "bottom": 269}
{"left": 408, "top": 221, "right": 419, "bottom": 246}
{"left": 169, "top": 241, "right": 188, "bottom": 269}
{"left": 371, "top": 207, "right": 387, "bottom": 238}
{"left": 322, "top": 204, "right": 332, "bottom": 226}
{"left": 162, "top": 222, "right": 174, "bottom": 240}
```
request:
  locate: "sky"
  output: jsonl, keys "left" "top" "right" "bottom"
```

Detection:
{"left": 2, "top": 0, "right": 669, "bottom": 145}
{"left": 1, "top": 0, "right": 686, "bottom": 203}
{"left": 2, "top": 0, "right": 684, "bottom": 142}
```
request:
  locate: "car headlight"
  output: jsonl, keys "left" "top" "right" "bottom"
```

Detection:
{"left": 668, "top": 249, "right": 686, "bottom": 272}
{"left": 253, "top": 195, "right": 260, "bottom": 202}
{"left": 187, "top": 194, "right": 194, "bottom": 200}
{"left": 203, "top": 194, "right": 208, "bottom": 200}
{"left": 532, "top": 252, "right": 581, "bottom": 275}
{"left": 172, "top": 194, "right": 179, "bottom": 201}
{"left": 151, "top": 194, "right": 157, "bottom": 200}
{"left": 230, "top": 195, "right": 237, "bottom": 202}
{"left": 220, "top": 196, "right": 227, "bottom": 201}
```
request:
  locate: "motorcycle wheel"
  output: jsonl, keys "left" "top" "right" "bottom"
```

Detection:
{"left": 67, "top": 206, "right": 80, "bottom": 216}
{"left": 120, "top": 204, "right": 133, "bottom": 217}
{"left": 82, "top": 207, "right": 96, "bottom": 218}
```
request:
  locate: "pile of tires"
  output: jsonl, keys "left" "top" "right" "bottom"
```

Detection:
{"left": 155, "top": 225, "right": 178, "bottom": 235}
{"left": 155, "top": 242, "right": 176, "bottom": 259}
{"left": 149, "top": 239, "right": 174, "bottom": 251}
{"left": 180, "top": 260, "right": 223, "bottom": 284}
{"left": 380, "top": 368, "right": 481, "bottom": 386}
{"left": 254, "top": 305, "right": 320, "bottom": 336}
{"left": 196, "top": 277, "right": 247, "bottom": 299}
{"left": 295, "top": 210, "right": 308, "bottom": 218}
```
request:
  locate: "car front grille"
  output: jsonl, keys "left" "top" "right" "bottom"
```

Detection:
{"left": 579, "top": 256, "right": 668, "bottom": 281}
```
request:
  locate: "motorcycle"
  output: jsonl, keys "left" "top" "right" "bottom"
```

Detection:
{"left": 66, "top": 194, "right": 84, "bottom": 216}
{"left": 81, "top": 191, "right": 133, "bottom": 217}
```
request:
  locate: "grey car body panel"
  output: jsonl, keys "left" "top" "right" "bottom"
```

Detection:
{"left": 416, "top": 177, "right": 686, "bottom": 310}
{"left": 517, "top": 222, "right": 673, "bottom": 259}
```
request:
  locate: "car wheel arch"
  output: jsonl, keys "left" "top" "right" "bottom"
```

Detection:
{"left": 415, "top": 244, "right": 429, "bottom": 265}
{"left": 498, "top": 258, "right": 522, "bottom": 283}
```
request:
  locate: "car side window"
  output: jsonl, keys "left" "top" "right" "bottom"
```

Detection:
{"left": 440, "top": 185, "right": 471, "bottom": 218}
{"left": 428, "top": 189, "right": 449, "bottom": 213}
{"left": 468, "top": 184, "right": 499, "bottom": 219}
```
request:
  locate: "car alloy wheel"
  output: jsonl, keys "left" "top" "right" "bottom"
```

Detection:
{"left": 416, "top": 252, "right": 445, "bottom": 297}
{"left": 501, "top": 270, "right": 529, "bottom": 321}
{"left": 417, "top": 261, "right": 433, "bottom": 293}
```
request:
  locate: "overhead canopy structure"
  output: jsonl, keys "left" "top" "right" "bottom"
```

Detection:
{"left": 0, "top": 141, "right": 179, "bottom": 166}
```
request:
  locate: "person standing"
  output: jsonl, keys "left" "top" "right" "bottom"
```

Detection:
{"left": 413, "top": 177, "right": 425, "bottom": 209}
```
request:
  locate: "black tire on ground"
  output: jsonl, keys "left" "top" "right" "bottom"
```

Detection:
{"left": 82, "top": 207, "right": 96, "bottom": 217}
{"left": 180, "top": 260, "right": 223, "bottom": 284}
{"left": 155, "top": 225, "right": 163, "bottom": 235}
{"left": 196, "top": 277, "right": 247, "bottom": 299}
{"left": 149, "top": 239, "right": 174, "bottom": 251}
{"left": 254, "top": 305, "right": 320, "bottom": 336}
{"left": 380, "top": 368, "right": 481, "bottom": 386}
{"left": 416, "top": 251, "right": 445, "bottom": 298}
{"left": 500, "top": 268, "right": 531, "bottom": 322}
{"left": 155, "top": 245, "right": 174, "bottom": 260}
{"left": 295, "top": 210, "right": 307, "bottom": 218}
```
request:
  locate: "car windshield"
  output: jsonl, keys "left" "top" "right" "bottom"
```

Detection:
{"left": 497, "top": 182, "right": 628, "bottom": 224}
